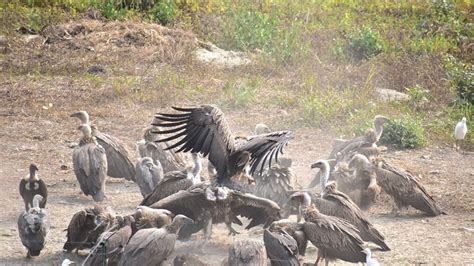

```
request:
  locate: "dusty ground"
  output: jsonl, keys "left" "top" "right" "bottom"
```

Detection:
{"left": 0, "top": 19, "right": 473, "bottom": 265}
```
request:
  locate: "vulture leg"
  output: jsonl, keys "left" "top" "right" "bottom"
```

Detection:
{"left": 26, "top": 251, "right": 31, "bottom": 259}
{"left": 390, "top": 201, "right": 401, "bottom": 216}
{"left": 203, "top": 217, "right": 213, "bottom": 240}
{"left": 225, "top": 205, "right": 239, "bottom": 235}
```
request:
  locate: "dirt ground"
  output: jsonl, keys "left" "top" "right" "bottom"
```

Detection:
{"left": 0, "top": 19, "right": 473, "bottom": 265}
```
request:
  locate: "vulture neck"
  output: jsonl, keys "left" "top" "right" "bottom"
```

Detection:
{"left": 319, "top": 162, "right": 330, "bottom": 198}
{"left": 374, "top": 121, "right": 384, "bottom": 141}
{"left": 298, "top": 193, "right": 312, "bottom": 217}
{"left": 191, "top": 153, "right": 202, "bottom": 184}
{"left": 29, "top": 169, "right": 38, "bottom": 182}
{"left": 166, "top": 220, "right": 185, "bottom": 235}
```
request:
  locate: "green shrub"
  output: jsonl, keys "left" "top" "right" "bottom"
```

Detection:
{"left": 149, "top": 0, "right": 177, "bottom": 25}
{"left": 380, "top": 117, "right": 425, "bottom": 149}
{"left": 345, "top": 26, "right": 387, "bottom": 61}
{"left": 444, "top": 55, "right": 473, "bottom": 104}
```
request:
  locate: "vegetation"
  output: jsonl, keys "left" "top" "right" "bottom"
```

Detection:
{"left": 1, "top": 0, "right": 472, "bottom": 148}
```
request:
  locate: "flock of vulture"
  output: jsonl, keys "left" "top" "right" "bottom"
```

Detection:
{"left": 17, "top": 105, "right": 448, "bottom": 265}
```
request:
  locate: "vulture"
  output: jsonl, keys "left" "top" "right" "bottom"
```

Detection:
{"left": 132, "top": 206, "right": 173, "bottom": 231}
{"left": 17, "top": 195, "right": 50, "bottom": 258}
{"left": 19, "top": 163, "right": 47, "bottom": 210}
{"left": 150, "top": 184, "right": 281, "bottom": 239}
{"left": 331, "top": 162, "right": 380, "bottom": 210}
{"left": 153, "top": 105, "right": 293, "bottom": 189}
{"left": 269, "top": 221, "right": 308, "bottom": 256}
{"left": 137, "top": 126, "right": 187, "bottom": 173}
{"left": 263, "top": 229, "right": 300, "bottom": 266}
{"left": 71, "top": 111, "right": 135, "bottom": 181}
{"left": 140, "top": 153, "right": 202, "bottom": 206}
{"left": 63, "top": 206, "right": 116, "bottom": 252}
{"left": 350, "top": 154, "right": 445, "bottom": 216}
{"left": 135, "top": 157, "right": 164, "bottom": 197}
{"left": 299, "top": 205, "right": 365, "bottom": 265}
{"left": 83, "top": 215, "right": 134, "bottom": 266}
{"left": 72, "top": 124, "right": 107, "bottom": 202}
{"left": 118, "top": 215, "right": 193, "bottom": 266}
{"left": 229, "top": 239, "right": 267, "bottom": 266}
{"left": 292, "top": 160, "right": 390, "bottom": 251}
{"left": 363, "top": 248, "right": 380, "bottom": 266}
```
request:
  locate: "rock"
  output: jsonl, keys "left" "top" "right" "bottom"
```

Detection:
{"left": 195, "top": 41, "right": 250, "bottom": 67}
{"left": 60, "top": 165, "right": 69, "bottom": 170}
{"left": 428, "top": 170, "right": 440, "bottom": 175}
{"left": 421, "top": 155, "right": 431, "bottom": 159}
{"left": 374, "top": 88, "right": 411, "bottom": 102}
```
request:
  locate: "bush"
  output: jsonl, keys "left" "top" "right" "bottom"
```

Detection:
{"left": 444, "top": 55, "right": 473, "bottom": 105}
{"left": 380, "top": 117, "right": 425, "bottom": 149}
{"left": 345, "top": 26, "right": 387, "bottom": 61}
{"left": 149, "top": 0, "right": 177, "bottom": 25}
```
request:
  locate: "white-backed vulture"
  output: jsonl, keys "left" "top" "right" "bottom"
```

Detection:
{"left": 19, "top": 164, "right": 47, "bottom": 211}
{"left": 83, "top": 215, "right": 134, "bottom": 266}
{"left": 299, "top": 205, "right": 366, "bottom": 264}
{"left": 264, "top": 229, "right": 300, "bottom": 266}
{"left": 153, "top": 105, "right": 293, "bottom": 189}
{"left": 151, "top": 184, "right": 281, "bottom": 239}
{"left": 132, "top": 206, "right": 173, "bottom": 231}
{"left": 229, "top": 239, "right": 267, "bottom": 266}
{"left": 118, "top": 215, "right": 193, "bottom": 266}
{"left": 350, "top": 154, "right": 446, "bottom": 216}
{"left": 293, "top": 160, "right": 390, "bottom": 251}
{"left": 135, "top": 157, "right": 163, "bottom": 197}
{"left": 72, "top": 124, "right": 107, "bottom": 202}
{"left": 71, "top": 111, "right": 135, "bottom": 181}
{"left": 140, "top": 153, "right": 202, "bottom": 206}
{"left": 137, "top": 126, "right": 188, "bottom": 173}
{"left": 269, "top": 221, "right": 308, "bottom": 256}
{"left": 363, "top": 248, "right": 380, "bottom": 266}
{"left": 63, "top": 206, "right": 116, "bottom": 252}
{"left": 17, "top": 195, "right": 49, "bottom": 258}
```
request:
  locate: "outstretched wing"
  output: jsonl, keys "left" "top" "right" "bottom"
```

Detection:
{"left": 236, "top": 131, "right": 293, "bottom": 175}
{"left": 150, "top": 189, "right": 213, "bottom": 221}
{"left": 94, "top": 130, "right": 136, "bottom": 181}
{"left": 140, "top": 170, "right": 192, "bottom": 206}
{"left": 230, "top": 191, "right": 281, "bottom": 229}
{"left": 154, "top": 105, "right": 235, "bottom": 179}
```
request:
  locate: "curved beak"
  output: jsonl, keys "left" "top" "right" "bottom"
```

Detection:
{"left": 310, "top": 163, "right": 319, "bottom": 169}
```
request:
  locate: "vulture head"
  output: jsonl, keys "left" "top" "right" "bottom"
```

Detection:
{"left": 290, "top": 191, "right": 312, "bottom": 215}
{"left": 24, "top": 195, "right": 46, "bottom": 231}
{"left": 78, "top": 124, "right": 93, "bottom": 138}
{"left": 348, "top": 154, "right": 371, "bottom": 170}
{"left": 70, "top": 111, "right": 90, "bottom": 124}
{"left": 169, "top": 214, "right": 194, "bottom": 234}
{"left": 255, "top": 123, "right": 271, "bottom": 135}
{"left": 374, "top": 115, "right": 389, "bottom": 127}
{"left": 28, "top": 163, "right": 39, "bottom": 181}
{"left": 140, "top": 157, "right": 155, "bottom": 170}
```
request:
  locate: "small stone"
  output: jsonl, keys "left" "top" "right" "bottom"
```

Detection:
{"left": 60, "top": 165, "right": 69, "bottom": 170}
{"left": 421, "top": 155, "right": 431, "bottom": 159}
{"left": 428, "top": 170, "right": 440, "bottom": 175}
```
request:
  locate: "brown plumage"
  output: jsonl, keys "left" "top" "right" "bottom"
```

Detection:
{"left": 301, "top": 205, "right": 366, "bottom": 264}
{"left": 118, "top": 215, "right": 193, "bottom": 266}
{"left": 83, "top": 216, "right": 134, "bottom": 266}
{"left": 229, "top": 239, "right": 267, "bottom": 266}
{"left": 63, "top": 206, "right": 116, "bottom": 252}
{"left": 133, "top": 206, "right": 173, "bottom": 231}
{"left": 137, "top": 126, "right": 187, "bottom": 174}
{"left": 372, "top": 156, "right": 445, "bottom": 216}
{"left": 151, "top": 184, "right": 281, "bottom": 239}
{"left": 19, "top": 164, "right": 47, "bottom": 211}
{"left": 71, "top": 111, "right": 136, "bottom": 181}
{"left": 140, "top": 155, "right": 202, "bottom": 206}
{"left": 73, "top": 124, "right": 108, "bottom": 202}
{"left": 153, "top": 105, "right": 293, "bottom": 189}
{"left": 264, "top": 229, "right": 300, "bottom": 266}
{"left": 269, "top": 221, "right": 308, "bottom": 256}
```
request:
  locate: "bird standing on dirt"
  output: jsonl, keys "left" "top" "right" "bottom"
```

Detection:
{"left": 71, "top": 110, "right": 136, "bottom": 181}
{"left": 17, "top": 195, "right": 50, "bottom": 258}
{"left": 454, "top": 117, "right": 468, "bottom": 152}
{"left": 135, "top": 157, "right": 163, "bottom": 197}
{"left": 263, "top": 229, "right": 300, "bottom": 266}
{"left": 19, "top": 163, "right": 47, "bottom": 210}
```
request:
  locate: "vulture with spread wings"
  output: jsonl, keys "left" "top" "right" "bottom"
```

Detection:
{"left": 150, "top": 184, "right": 281, "bottom": 239}
{"left": 153, "top": 105, "right": 293, "bottom": 188}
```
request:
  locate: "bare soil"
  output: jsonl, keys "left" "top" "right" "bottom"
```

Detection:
{"left": 0, "top": 19, "right": 473, "bottom": 265}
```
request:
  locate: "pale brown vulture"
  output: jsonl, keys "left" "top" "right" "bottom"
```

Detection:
{"left": 229, "top": 239, "right": 267, "bottom": 266}
{"left": 264, "top": 229, "right": 300, "bottom": 266}
{"left": 63, "top": 206, "right": 116, "bottom": 252}
{"left": 299, "top": 205, "right": 366, "bottom": 264}
{"left": 350, "top": 154, "right": 445, "bottom": 216}
{"left": 72, "top": 124, "right": 107, "bottom": 202}
{"left": 135, "top": 157, "right": 164, "bottom": 197}
{"left": 19, "top": 164, "right": 47, "bottom": 210}
{"left": 118, "top": 215, "right": 193, "bottom": 266}
{"left": 153, "top": 105, "right": 293, "bottom": 189}
{"left": 17, "top": 195, "right": 50, "bottom": 258}
{"left": 140, "top": 153, "right": 202, "bottom": 206}
{"left": 137, "top": 126, "right": 188, "bottom": 173}
{"left": 150, "top": 184, "right": 281, "bottom": 239}
{"left": 132, "top": 206, "right": 173, "bottom": 231}
{"left": 83, "top": 215, "right": 134, "bottom": 266}
{"left": 71, "top": 111, "right": 135, "bottom": 181}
